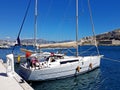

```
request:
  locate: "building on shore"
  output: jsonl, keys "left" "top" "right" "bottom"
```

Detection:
{"left": 98, "top": 40, "right": 120, "bottom": 46}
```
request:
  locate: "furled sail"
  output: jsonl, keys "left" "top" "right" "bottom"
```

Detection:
{"left": 39, "top": 41, "right": 78, "bottom": 48}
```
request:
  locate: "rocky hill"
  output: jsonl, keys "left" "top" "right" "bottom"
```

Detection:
{"left": 81, "top": 28, "right": 120, "bottom": 45}
{"left": 96, "top": 29, "right": 120, "bottom": 40}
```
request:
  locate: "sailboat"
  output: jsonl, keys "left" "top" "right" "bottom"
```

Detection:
{"left": 19, "top": 0, "right": 103, "bottom": 81}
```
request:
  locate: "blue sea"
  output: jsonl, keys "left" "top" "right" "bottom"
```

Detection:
{"left": 0, "top": 45, "right": 120, "bottom": 90}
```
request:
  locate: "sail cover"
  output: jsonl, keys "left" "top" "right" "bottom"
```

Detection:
{"left": 39, "top": 41, "right": 78, "bottom": 48}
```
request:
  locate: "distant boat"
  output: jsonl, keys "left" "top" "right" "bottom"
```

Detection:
{"left": 18, "top": 0, "right": 103, "bottom": 81}
{"left": 0, "top": 45, "right": 10, "bottom": 49}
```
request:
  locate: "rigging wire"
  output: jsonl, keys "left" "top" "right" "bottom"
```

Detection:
{"left": 18, "top": 0, "right": 31, "bottom": 39}
{"left": 88, "top": 0, "right": 100, "bottom": 55}
{"left": 67, "top": 46, "right": 96, "bottom": 56}
{"left": 12, "top": 0, "right": 32, "bottom": 53}
{"left": 79, "top": 46, "right": 95, "bottom": 55}
{"left": 67, "top": 48, "right": 76, "bottom": 55}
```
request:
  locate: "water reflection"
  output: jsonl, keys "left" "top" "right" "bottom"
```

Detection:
{"left": 31, "top": 68, "right": 101, "bottom": 90}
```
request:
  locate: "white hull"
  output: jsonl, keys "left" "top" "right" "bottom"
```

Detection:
{"left": 19, "top": 55, "right": 102, "bottom": 81}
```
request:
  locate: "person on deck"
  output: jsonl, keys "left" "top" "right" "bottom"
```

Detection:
{"left": 25, "top": 51, "right": 32, "bottom": 67}
{"left": 31, "top": 57, "right": 39, "bottom": 69}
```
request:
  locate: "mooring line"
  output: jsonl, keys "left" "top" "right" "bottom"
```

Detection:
{"left": 102, "top": 57, "right": 120, "bottom": 63}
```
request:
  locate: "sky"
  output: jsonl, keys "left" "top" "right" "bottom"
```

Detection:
{"left": 0, "top": 0, "right": 120, "bottom": 41}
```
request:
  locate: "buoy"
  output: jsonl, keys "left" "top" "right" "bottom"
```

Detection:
{"left": 89, "top": 63, "right": 92, "bottom": 69}
{"left": 76, "top": 66, "right": 80, "bottom": 72}
{"left": 17, "top": 55, "right": 21, "bottom": 63}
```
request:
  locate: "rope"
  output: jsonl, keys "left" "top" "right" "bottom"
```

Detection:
{"left": 88, "top": 0, "right": 100, "bottom": 55}
{"left": 103, "top": 57, "right": 120, "bottom": 63}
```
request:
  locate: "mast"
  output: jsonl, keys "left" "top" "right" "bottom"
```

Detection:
{"left": 34, "top": 0, "right": 38, "bottom": 51}
{"left": 76, "top": 0, "right": 79, "bottom": 57}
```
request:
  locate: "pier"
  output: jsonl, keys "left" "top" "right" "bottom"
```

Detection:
{"left": 0, "top": 59, "right": 34, "bottom": 90}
